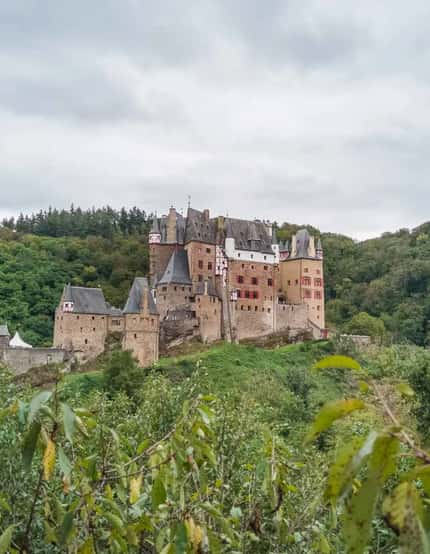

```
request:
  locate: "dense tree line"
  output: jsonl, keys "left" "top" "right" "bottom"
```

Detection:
{"left": 0, "top": 228, "right": 149, "bottom": 345}
{"left": 1, "top": 206, "right": 151, "bottom": 239}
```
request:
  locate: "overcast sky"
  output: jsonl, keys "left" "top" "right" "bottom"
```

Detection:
{"left": 0, "top": 1, "right": 429, "bottom": 239}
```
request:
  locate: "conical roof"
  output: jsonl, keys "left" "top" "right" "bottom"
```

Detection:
{"left": 158, "top": 250, "right": 192, "bottom": 286}
{"left": 123, "top": 277, "right": 158, "bottom": 315}
{"left": 150, "top": 216, "right": 160, "bottom": 235}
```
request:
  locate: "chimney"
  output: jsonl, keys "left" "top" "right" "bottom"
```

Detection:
{"left": 203, "top": 209, "right": 210, "bottom": 221}
{"left": 166, "top": 207, "right": 177, "bottom": 243}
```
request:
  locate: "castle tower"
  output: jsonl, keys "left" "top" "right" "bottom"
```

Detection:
{"left": 123, "top": 277, "right": 160, "bottom": 367}
{"left": 279, "top": 229, "right": 325, "bottom": 334}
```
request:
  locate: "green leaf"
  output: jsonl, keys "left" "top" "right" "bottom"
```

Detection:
{"left": 61, "top": 403, "right": 76, "bottom": 444}
{"left": 105, "top": 513, "right": 124, "bottom": 533}
{"left": 28, "top": 390, "right": 52, "bottom": 423}
{"left": 151, "top": 477, "right": 167, "bottom": 510}
{"left": 175, "top": 522, "right": 188, "bottom": 553}
{"left": 58, "top": 445, "right": 72, "bottom": 479}
{"left": 343, "top": 433, "right": 399, "bottom": 554}
{"left": 22, "top": 421, "right": 41, "bottom": 470}
{"left": 313, "top": 356, "right": 362, "bottom": 372}
{"left": 58, "top": 511, "right": 74, "bottom": 546}
{"left": 396, "top": 383, "right": 415, "bottom": 398}
{"left": 305, "top": 399, "right": 365, "bottom": 444}
{"left": 383, "top": 482, "right": 430, "bottom": 554}
{"left": 0, "top": 525, "right": 15, "bottom": 554}
{"left": 324, "top": 436, "right": 365, "bottom": 503}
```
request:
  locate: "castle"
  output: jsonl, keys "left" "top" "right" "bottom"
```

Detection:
{"left": 53, "top": 207, "right": 326, "bottom": 366}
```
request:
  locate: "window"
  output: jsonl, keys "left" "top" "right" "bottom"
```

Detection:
{"left": 174, "top": 286, "right": 177, "bottom": 291}
{"left": 162, "top": 286, "right": 167, "bottom": 292}
{"left": 84, "top": 339, "right": 88, "bottom": 345}
{"left": 304, "top": 267, "right": 309, "bottom": 273}
{"left": 314, "top": 278, "right": 323, "bottom": 287}
{"left": 198, "top": 275, "right": 203, "bottom": 282}
{"left": 92, "top": 316, "right": 95, "bottom": 320}
{"left": 255, "top": 306, "right": 258, "bottom": 311}
{"left": 314, "top": 290, "right": 322, "bottom": 300}
{"left": 304, "top": 289, "right": 312, "bottom": 299}
{"left": 245, "top": 290, "right": 250, "bottom": 299}
{"left": 268, "top": 278, "right": 273, "bottom": 286}
{"left": 248, "top": 305, "right": 251, "bottom": 311}
{"left": 264, "top": 265, "right": 268, "bottom": 270}
{"left": 208, "top": 262, "right": 213, "bottom": 270}
{"left": 287, "top": 280, "right": 291, "bottom": 286}
{"left": 206, "top": 247, "right": 211, "bottom": 253}
{"left": 267, "top": 308, "right": 271, "bottom": 313}
{"left": 134, "top": 333, "right": 137, "bottom": 339}
{"left": 295, "top": 279, "right": 299, "bottom": 285}
{"left": 251, "top": 277, "right": 258, "bottom": 285}
{"left": 93, "top": 328, "right": 96, "bottom": 332}
{"left": 238, "top": 253, "right": 241, "bottom": 257}
{"left": 317, "top": 305, "right": 321, "bottom": 311}
{"left": 237, "top": 275, "right": 244, "bottom": 284}
{"left": 237, "top": 289, "right": 242, "bottom": 299}
{"left": 198, "top": 260, "right": 203, "bottom": 269}
{"left": 242, "top": 263, "right": 245, "bottom": 269}
{"left": 251, "top": 254, "right": 254, "bottom": 259}
{"left": 251, "top": 265, "right": 254, "bottom": 270}
{"left": 316, "top": 269, "right": 321, "bottom": 275}
{"left": 264, "top": 256, "right": 267, "bottom": 260}
{"left": 253, "top": 291, "right": 259, "bottom": 299}
{"left": 302, "top": 276, "right": 311, "bottom": 286}
{"left": 241, "top": 305, "right": 244, "bottom": 310}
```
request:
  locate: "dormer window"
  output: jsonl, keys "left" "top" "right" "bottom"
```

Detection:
{"left": 63, "top": 301, "right": 74, "bottom": 313}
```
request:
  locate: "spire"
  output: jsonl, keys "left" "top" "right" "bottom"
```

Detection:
{"left": 150, "top": 216, "right": 160, "bottom": 235}
{"left": 271, "top": 224, "right": 278, "bottom": 245}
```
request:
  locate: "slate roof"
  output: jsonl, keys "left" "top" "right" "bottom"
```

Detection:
{"left": 158, "top": 250, "right": 192, "bottom": 286}
{"left": 0, "top": 324, "right": 9, "bottom": 337}
{"left": 150, "top": 216, "right": 160, "bottom": 235}
{"left": 224, "top": 217, "right": 274, "bottom": 254}
{"left": 290, "top": 229, "right": 318, "bottom": 259}
{"left": 184, "top": 208, "right": 218, "bottom": 244}
{"left": 64, "top": 285, "right": 113, "bottom": 315}
{"left": 123, "top": 277, "right": 158, "bottom": 315}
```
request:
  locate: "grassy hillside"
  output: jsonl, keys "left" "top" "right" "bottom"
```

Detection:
{"left": 2, "top": 339, "right": 427, "bottom": 552}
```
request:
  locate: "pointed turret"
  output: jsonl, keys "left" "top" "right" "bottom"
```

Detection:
{"left": 316, "top": 237, "right": 323, "bottom": 259}
{"left": 149, "top": 215, "right": 161, "bottom": 244}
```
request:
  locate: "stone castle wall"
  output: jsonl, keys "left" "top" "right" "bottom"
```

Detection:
{"left": 1, "top": 347, "right": 69, "bottom": 375}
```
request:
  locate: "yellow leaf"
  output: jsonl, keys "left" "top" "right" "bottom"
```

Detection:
{"left": 43, "top": 438, "right": 56, "bottom": 481}
{"left": 129, "top": 474, "right": 143, "bottom": 504}
{"left": 185, "top": 518, "right": 203, "bottom": 552}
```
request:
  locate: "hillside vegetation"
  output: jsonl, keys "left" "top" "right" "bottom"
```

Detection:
{"left": 2, "top": 207, "right": 430, "bottom": 345}
{"left": 2, "top": 340, "right": 430, "bottom": 552}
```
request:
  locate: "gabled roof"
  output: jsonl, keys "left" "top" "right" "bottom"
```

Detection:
{"left": 63, "top": 285, "right": 112, "bottom": 315}
{"left": 123, "top": 277, "right": 158, "bottom": 315}
{"left": 0, "top": 324, "right": 9, "bottom": 337}
{"left": 158, "top": 250, "right": 192, "bottom": 286}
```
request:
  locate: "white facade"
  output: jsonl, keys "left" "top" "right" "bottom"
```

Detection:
{"left": 224, "top": 237, "right": 279, "bottom": 264}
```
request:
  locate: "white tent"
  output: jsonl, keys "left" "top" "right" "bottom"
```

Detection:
{"left": 10, "top": 332, "right": 32, "bottom": 349}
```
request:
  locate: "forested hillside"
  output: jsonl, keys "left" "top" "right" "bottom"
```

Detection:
{"left": 2, "top": 207, "right": 430, "bottom": 345}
